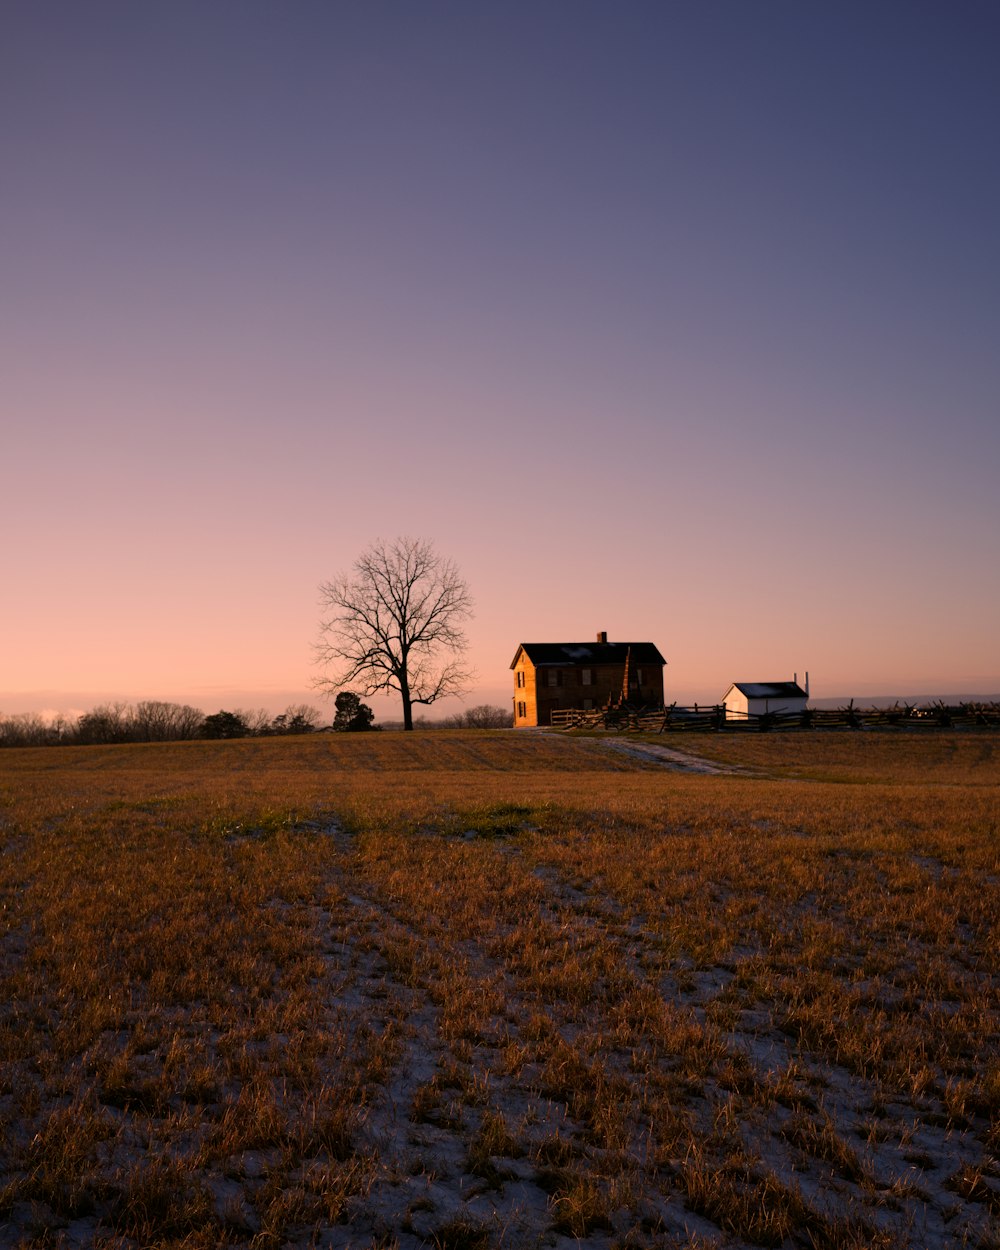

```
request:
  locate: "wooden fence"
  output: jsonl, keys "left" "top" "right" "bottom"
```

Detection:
{"left": 548, "top": 702, "right": 1000, "bottom": 732}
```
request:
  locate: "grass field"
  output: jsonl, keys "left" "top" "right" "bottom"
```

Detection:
{"left": 0, "top": 730, "right": 997, "bottom": 1249}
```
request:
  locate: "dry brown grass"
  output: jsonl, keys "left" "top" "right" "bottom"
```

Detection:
{"left": 0, "top": 729, "right": 997, "bottom": 1247}
{"left": 663, "top": 726, "right": 1000, "bottom": 785}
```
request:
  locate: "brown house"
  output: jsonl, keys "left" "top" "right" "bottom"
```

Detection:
{"left": 511, "top": 631, "right": 667, "bottom": 727}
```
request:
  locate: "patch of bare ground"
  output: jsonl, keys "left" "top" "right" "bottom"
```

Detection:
{"left": 598, "top": 739, "right": 753, "bottom": 775}
{"left": 0, "top": 732, "right": 997, "bottom": 1247}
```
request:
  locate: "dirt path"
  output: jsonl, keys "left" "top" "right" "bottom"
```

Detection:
{"left": 600, "top": 737, "right": 751, "bottom": 774}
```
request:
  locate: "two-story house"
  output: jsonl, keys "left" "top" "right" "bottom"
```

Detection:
{"left": 511, "top": 631, "right": 666, "bottom": 727}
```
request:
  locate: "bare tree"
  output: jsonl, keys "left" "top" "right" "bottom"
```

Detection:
{"left": 131, "top": 701, "right": 204, "bottom": 741}
{"left": 283, "top": 703, "right": 322, "bottom": 732}
{"left": 269, "top": 704, "right": 323, "bottom": 735}
{"left": 238, "top": 708, "right": 273, "bottom": 735}
{"left": 0, "top": 713, "right": 53, "bottom": 747}
{"left": 76, "top": 702, "right": 132, "bottom": 744}
{"left": 314, "top": 537, "right": 473, "bottom": 731}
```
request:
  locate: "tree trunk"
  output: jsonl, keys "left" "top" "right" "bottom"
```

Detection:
{"left": 400, "top": 671, "right": 413, "bottom": 731}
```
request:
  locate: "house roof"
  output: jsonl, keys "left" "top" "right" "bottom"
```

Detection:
{"left": 726, "top": 682, "right": 808, "bottom": 700}
{"left": 511, "top": 641, "right": 666, "bottom": 669}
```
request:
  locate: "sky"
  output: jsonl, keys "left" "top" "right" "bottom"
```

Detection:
{"left": 3, "top": 1, "right": 999, "bottom": 722}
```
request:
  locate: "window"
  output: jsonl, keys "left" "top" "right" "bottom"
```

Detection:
{"left": 516, "top": 670, "right": 525, "bottom": 688}
{"left": 581, "top": 668, "right": 593, "bottom": 685}
{"left": 582, "top": 698, "right": 593, "bottom": 710}
{"left": 636, "top": 668, "right": 644, "bottom": 686}
{"left": 517, "top": 701, "right": 526, "bottom": 718}
{"left": 547, "top": 670, "right": 562, "bottom": 687}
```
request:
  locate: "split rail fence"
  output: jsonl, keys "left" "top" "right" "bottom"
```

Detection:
{"left": 548, "top": 702, "right": 1000, "bottom": 733}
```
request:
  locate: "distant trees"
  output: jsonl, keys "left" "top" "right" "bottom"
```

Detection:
{"left": 201, "top": 710, "right": 249, "bottom": 739}
{"left": 203, "top": 705, "right": 324, "bottom": 739}
{"left": 7, "top": 696, "right": 505, "bottom": 743}
{"left": 0, "top": 700, "right": 327, "bottom": 748}
{"left": 129, "top": 701, "right": 205, "bottom": 742}
{"left": 73, "top": 701, "right": 205, "bottom": 744}
{"left": 442, "top": 704, "right": 513, "bottom": 729}
{"left": 0, "top": 713, "right": 68, "bottom": 748}
{"left": 333, "top": 691, "right": 376, "bottom": 732}
{"left": 237, "top": 708, "right": 273, "bottom": 736}
{"left": 314, "top": 537, "right": 473, "bottom": 731}
{"left": 75, "top": 703, "right": 131, "bottom": 744}
{"left": 268, "top": 704, "right": 323, "bottom": 735}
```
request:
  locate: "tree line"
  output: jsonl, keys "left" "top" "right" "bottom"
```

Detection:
{"left": 0, "top": 697, "right": 511, "bottom": 748}
{"left": 0, "top": 702, "right": 327, "bottom": 748}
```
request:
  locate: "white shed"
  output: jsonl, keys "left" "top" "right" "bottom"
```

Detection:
{"left": 723, "top": 680, "right": 808, "bottom": 721}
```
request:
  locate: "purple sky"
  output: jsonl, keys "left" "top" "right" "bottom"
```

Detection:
{"left": 4, "top": 2, "right": 999, "bottom": 721}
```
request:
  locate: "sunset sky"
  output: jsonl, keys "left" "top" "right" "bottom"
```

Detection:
{"left": 4, "top": 2, "right": 999, "bottom": 722}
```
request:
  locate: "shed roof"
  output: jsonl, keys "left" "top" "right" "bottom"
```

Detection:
{"left": 511, "top": 641, "right": 666, "bottom": 669}
{"left": 727, "top": 682, "right": 807, "bottom": 700}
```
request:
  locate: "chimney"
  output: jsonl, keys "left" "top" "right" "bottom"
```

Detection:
{"left": 805, "top": 671, "right": 810, "bottom": 697}
{"left": 597, "top": 631, "right": 607, "bottom": 644}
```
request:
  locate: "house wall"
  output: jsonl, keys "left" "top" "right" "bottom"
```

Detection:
{"left": 725, "top": 690, "right": 807, "bottom": 719}
{"left": 512, "top": 656, "right": 539, "bottom": 726}
{"left": 747, "top": 696, "right": 807, "bottom": 718}
{"left": 596, "top": 663, "right": 664, "bottom": 709}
